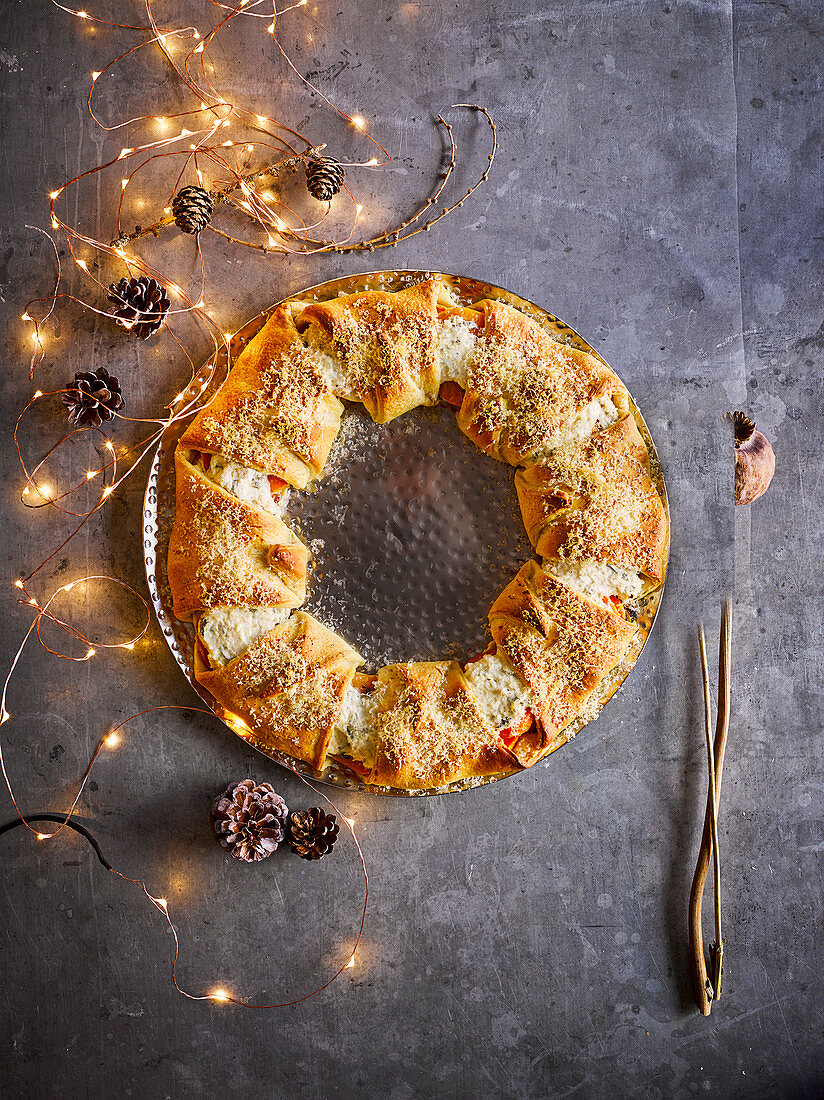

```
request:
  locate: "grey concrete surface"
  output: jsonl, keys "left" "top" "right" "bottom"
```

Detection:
{"left": 0, "top": 1, "right": 821, "bottom": 1097}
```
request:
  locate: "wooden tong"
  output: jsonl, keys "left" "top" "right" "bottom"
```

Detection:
{"left": 688, "top": 597, "right": 732, "bottom": 1015}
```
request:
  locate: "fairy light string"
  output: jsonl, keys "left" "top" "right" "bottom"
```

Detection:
{"left": 4, "top": 393, "right": 371, "bottom": 1012}
{"left": 5, "top": 0, "right": 498, "bottom": 1007}
{"left": 35, "top": 0, "right": 496, "bottom": 320}
{"left": 0, "top": 740, "right": 369, "bottom": 1008}
{"left": 21, "top": 0, "right": 497, "bottom": 505}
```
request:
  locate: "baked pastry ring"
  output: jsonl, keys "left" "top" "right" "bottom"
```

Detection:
{"left": 167, "top": 274, "right": 668, "bottom": 791}
{"left": 488, "top": 560, "right": 638, "bottom": 765}
{"left": 368, "top": 661, "right": 519, "bottom": 790}
{"left": 298, "top": 277, "right": 444, "bottom": 422}
{"left": 456, "top": 298, "right": 630, "bottom": 465}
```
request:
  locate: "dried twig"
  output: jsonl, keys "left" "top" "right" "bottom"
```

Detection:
{"left": 688, "top": 597, "right": 732, "bottom": 1015}
{"left": 200, "top": 104, "right": 498, "bottom": 256}
{"left": 109, "top": 147, "right": 325, "bottom": 247}
{"left": 107, "top": 104, "right": 496, "bottom": 257}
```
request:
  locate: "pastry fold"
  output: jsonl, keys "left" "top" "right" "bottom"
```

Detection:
{"left": 456, "top": 299, "right": 629, "bottom": 465}
{"left": 515, "top": 415, "right": 668, "bottom": 581}
{"left": 368, "top": 661, "right": 519, "bottom": 790}
{"left": 197, "top": 611, "right": 363, "bottom": 771}
{"left": 168, "top": 449, "right": 308, "bottom": 621}
{"left": 297, "top": 278, "right": 443, "bottom": 423}
{"left": 180, "top": 303, "right": 344, "bottom": 489}
{"left": 488, "top": 560, "right": 637, "bottom": 764}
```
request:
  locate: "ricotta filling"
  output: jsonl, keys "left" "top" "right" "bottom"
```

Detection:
{"left": 463, "top": 651, "right": 534, "bottom": 732}
{"left": 327, "top": 684, "right": 380, "bottom": 769}
{"left": 547, "top": 557, "right": 643, "bottom": 604}
{"left": 437, "top": 315, "right": 478, "bottom": 389}
{"left": 303, "top": 325, "right": 360, "bottom": 401}
{"left": 199, "top": 605, "right": 292, "bottom": 666}
{"left": 532, "top": 394, "right": 621, "bottom": 460}
{"left": 199, "top": 453, "right": 286, "bottom": 513}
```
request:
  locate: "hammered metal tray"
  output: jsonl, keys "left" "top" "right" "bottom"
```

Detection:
{"left": 143, "top": 271, "right": 668, "bottom": 795}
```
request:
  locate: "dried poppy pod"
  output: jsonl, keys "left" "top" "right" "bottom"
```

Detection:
{"left": 732, "top": 411, "right": 775, "bottom": 505}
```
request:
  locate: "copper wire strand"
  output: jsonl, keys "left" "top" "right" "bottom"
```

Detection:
{"left": 7, "top": 0, "right": 497, "bottom": 1010}
{"left": 0, "top": 575, "right": 151, "bottom": 842}
{"left": 0, "top": 709, "right": 368, "bottom": 1008}
{"left": 35, "top": 0, "right": 496, "bottom": 302}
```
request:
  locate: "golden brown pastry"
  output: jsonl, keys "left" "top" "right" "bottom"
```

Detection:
{"left": 297, "top": 278, "right": 443, "bottom": 422}
{"left": 165, "top": 275, "right": 668, "bottom": 789}
{"left": 180, "top": 303, "right": 344, "bottom": 489}
{"left": 368, "top": 661, "right": 518, "bottom": 790}
{"left": 515, "top": 414, "right": 668, "bottom": 584}
{"left": 197, "top": 611, "right": 363, "bottom": 771}
{"left": 168, "top": 449, "right": 308, "bottom": 621}
{"left": 456, "top": 298, "right": 630, "bottom": 465}
{"left": 488, "top": 560, "right": 638, "bottom": 765}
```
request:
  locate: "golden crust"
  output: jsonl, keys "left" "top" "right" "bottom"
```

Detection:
{"left": 515, "top": 415, "right": 668, "bottom": 580}
{"left": 368, "top": 661, "right": 519, "bottom": 790}
{"left": 180, "top": 303, "right": 344, "bottom": 489}
{"left": 297, "top": 278, "right": 443, "bottom": 423}
{"left": 167, "top": 449, "right": 308, "bottom": 621}
{"left": 488, "top": 560, "right": 637, "bottom": 764}
{"left": 457, "top": 299, "right": 629, "bottom": 465}
{"left": 197, "top": 611, "right": 363, "bottom": 771}
{"left": 165, "top": 278, "right": 667, "bottom": 787}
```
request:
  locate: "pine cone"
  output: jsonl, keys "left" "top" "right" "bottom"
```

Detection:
{"left": 171, "top": 185, "right": 214, "bottom": 234}
{"left": 287, "top": 807, "right": 340, "bottom": 860}
{"left": 62, "top": 368, "right": 124, "bottom": 428}
{"left": 305, "top": 156, "right": 345, "bottom": 202}
{"left": 107, "top": 276, "right": 170, "bottom": 339}
{"left": 211, "top": 779, "right": 289, "bottom": 862}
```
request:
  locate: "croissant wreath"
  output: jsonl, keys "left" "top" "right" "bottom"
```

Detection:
{"left": 168, "top": 275, "right": 669, "bottom": 791}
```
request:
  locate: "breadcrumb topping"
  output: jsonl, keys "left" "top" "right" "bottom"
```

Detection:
{"left": 168, "top": 276, "right": 667, "bottom": 786}
{"left": 461, "top": 300, "right": 629, "bottom": 463}
{"left": 370, "top": 662, "right": 512, "bottom": 787}
{"left": 516, "top": 415, "right": 667, "bottom": 579}
{"left": 490, "top": 563, "right": 636, "bottom": 736}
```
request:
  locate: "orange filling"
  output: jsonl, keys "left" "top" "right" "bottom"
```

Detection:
{"left": 439, "top": 381, "right": 465, "bottom": 409}
{"left": 499, "top": 708, "right": 534, "bottom": 749}
{"left": 330, "top": 754, "right": 371, "bottom": 778}
{"left": 603, "top": 593, "right": 631, "bottom": 621}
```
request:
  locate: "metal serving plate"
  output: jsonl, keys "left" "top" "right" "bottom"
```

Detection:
{"left": 143, "top": 271, "right": 668, "bottom": 796}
